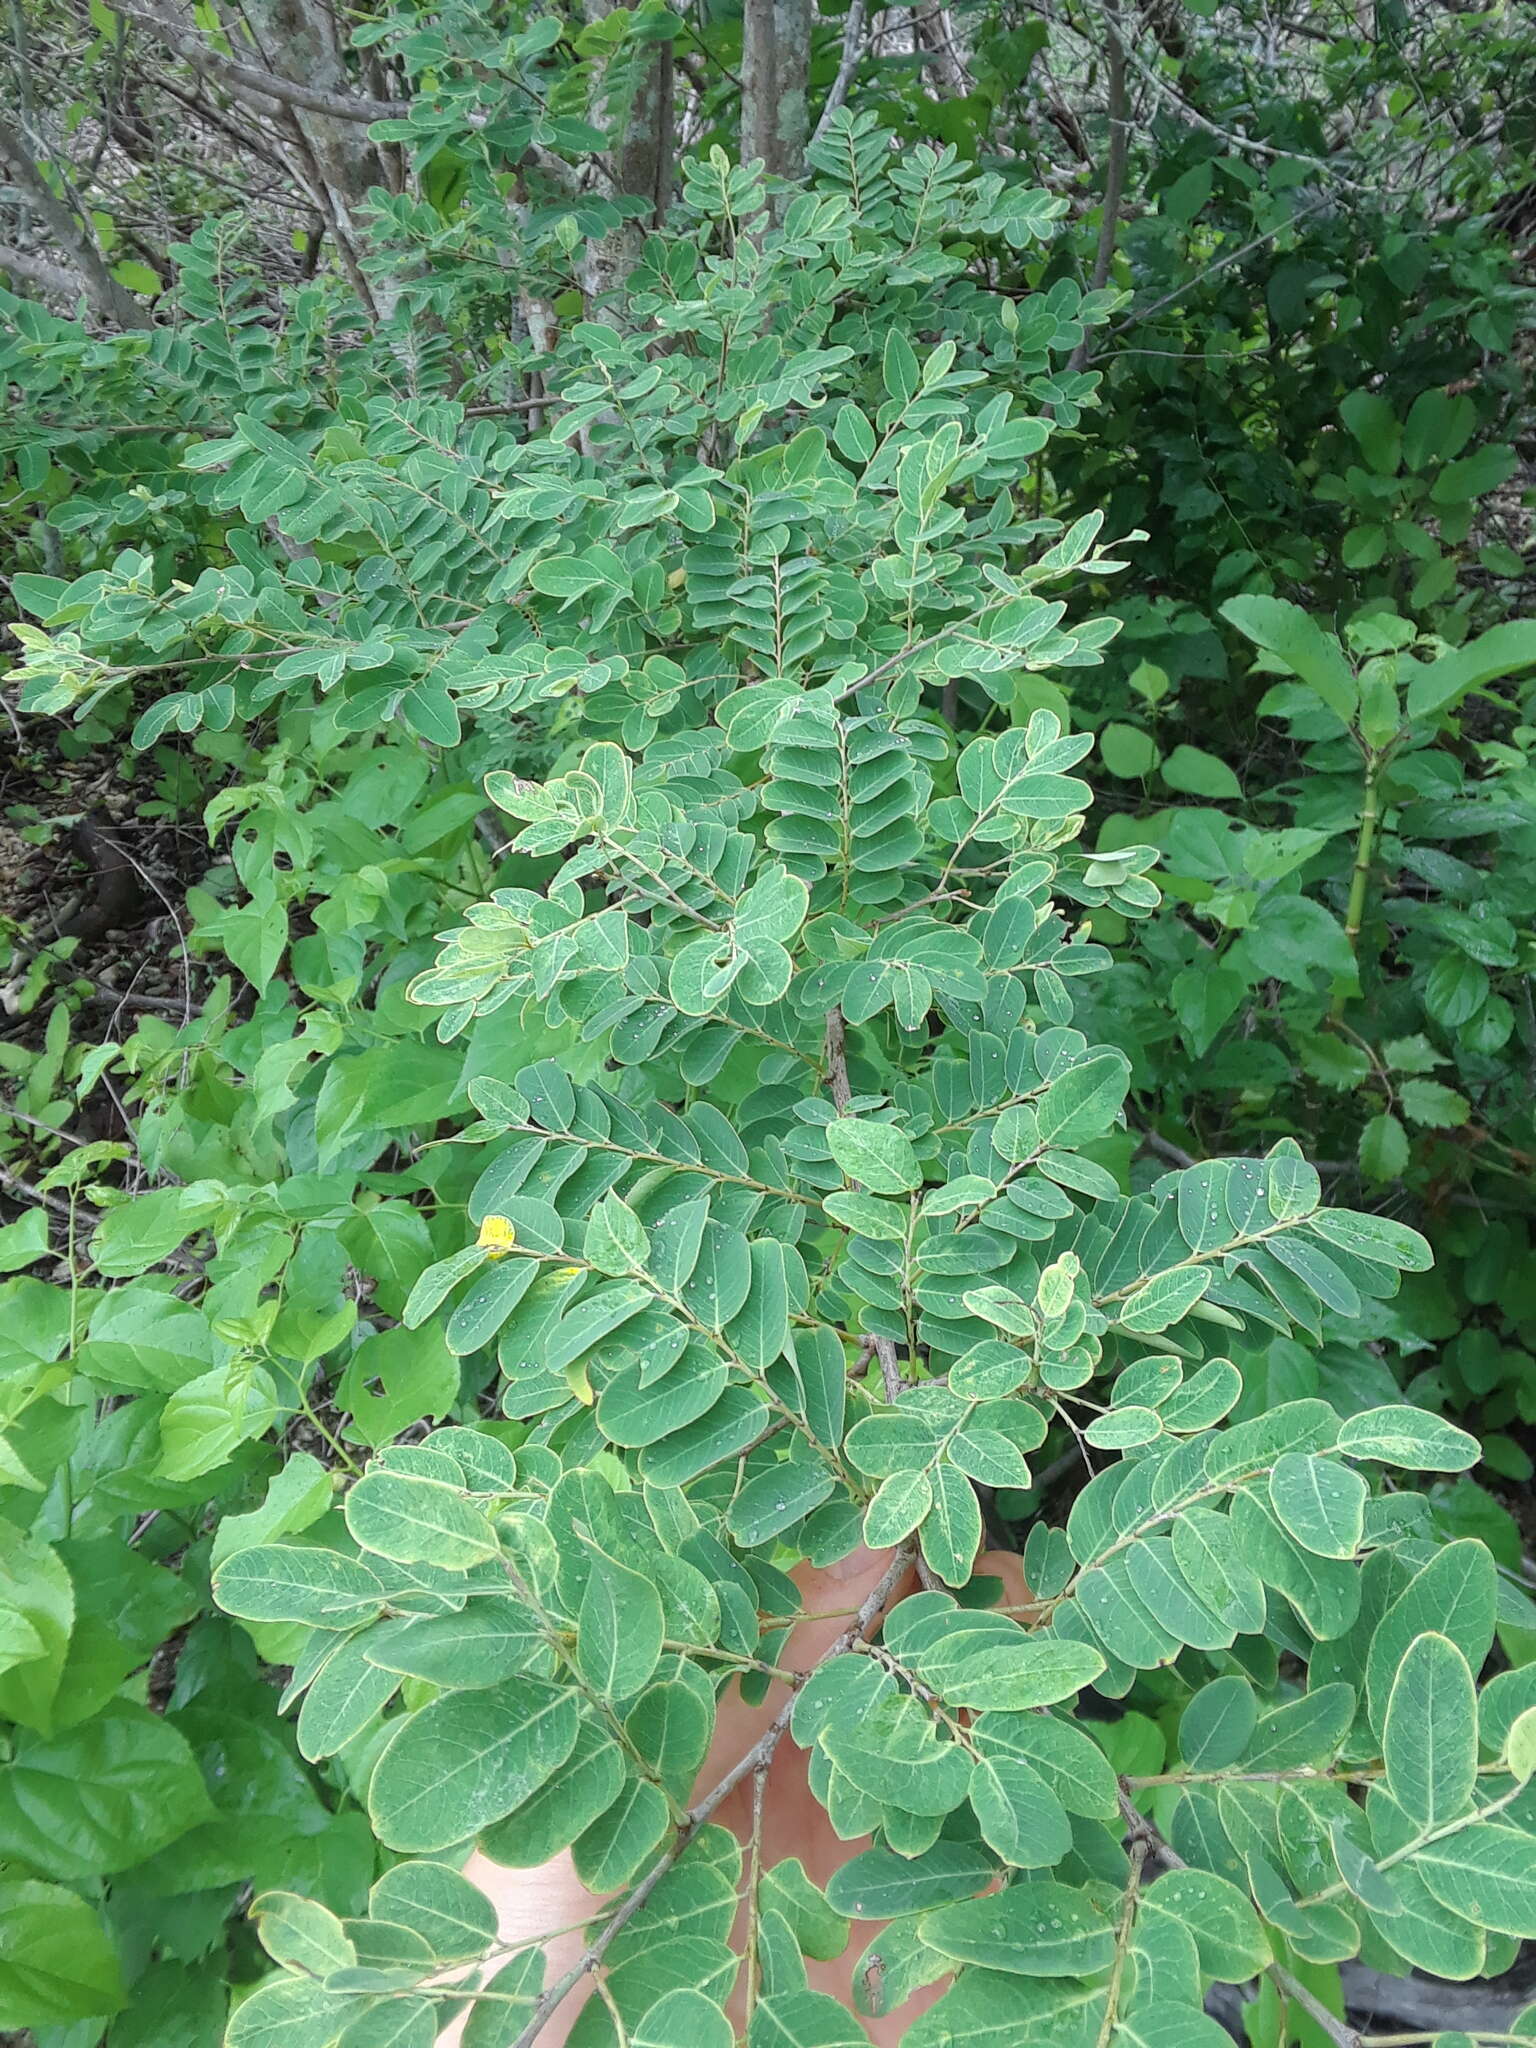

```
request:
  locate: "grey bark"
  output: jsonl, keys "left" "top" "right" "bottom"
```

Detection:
{"left": 614, "top": 37, "right": 674, "bottom": 228}
{"left": 236, "top": 0, "right": 386, "bottom": 250}
{"left": 742, "top": 0, "right": 812, "bottom": 184}
{"left": 578, "top": 0, "right": 675, "bottom": 313}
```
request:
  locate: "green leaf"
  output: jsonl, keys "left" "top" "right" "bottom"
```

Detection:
{"left": 636, "top": 1988, "right": 736, "bottom": 2048}
{"left": 213, "top": 1544, "right": 388, "bottom": 1630}
{"left": 863, "top": 1469, "right": 933, "bottom": 1546}
{"left": 253, "top": 1892, "right": 357, "bottom": 1976}
{"left": 478, "top": 1720, "right": 625, "bottom": 1869}
{"left": 919, "top": 1881, "right": 1116, "bottom": 1977}
{"left": 919, "top": 1463, "right": 983, "bottom": 1587}
{"left": 1098, "top": 722, "right": 1158, "bottom": 778}
{"left": 1033, "top": 1052, "right": 1129, "bottom": 1148}
{"left": 1115, "top": 1264, "right": 1213, "bottom": 1333}
{"left": 1415, "top": 1826, "right": 1536, "bottom": 1937}
{"left": 1139, "top": 1867, "right": 1268, "bottom": 1982}
{"left": 1221, "top": 595, "right": 1358, "bottom": 724}
{"left": 749, "top": 1987, "right": 870, "bottom": 2047}
{"left": 159, "top": 1364, "right": 278, "bottom": 1480}
{"left": 297, "top": 1636, "right": 400, "bottom": 1758}
{"left": 88, "top": 1185, "right": 222, "bottom": 1278}
{"left": 1405, "top": 619, "right": 1536, "bottom": 719}
{"left": 339, "top": 1323, "right": 460, "bottom": 1447}
{"left": 1118, "top": 2010, "right": 1234, "bottom": 2048}
{"left": 212, "top": 1452, "right": 334, "bottom": 1570}
{"left": 832, "top": 404, "right": 876, "bottom": 464}
{"left": 225, "top": 1977, "right": 356, "bottom": 2048}
{"left": 0, "top": 1879, "right": 124, "bottom": 2027}
{"left": 368, "top": 1861, "right": 499, "bottom": 1963}
{"left": 826, "top": 1117, "right": 922, "bottom": 1195}
{"left": 461, "top": 1952, "right": 544, "bottom": 2048}
{"left": 364, "top": 1598, "right": 546, "bottom": 1688}
{"left": 822, "top": 1693, "right": 971, "bottom": 1816}
{"left": 1340, "top": 389, "right": 1402, "bottom": 474}
{"left": 1268, "top": 1452, "right": 1366, "bottom": 1558}
{"left": 1366, "top": 1541, "right": 1497, "bottom": 1732}
{"left": 1399, "top": 1079, "right": 1471, "bottom": 1129}
{"left": 970, "top": 1712, "right": 1119, "bottom": 1819}
{"left": 338, "top": 2001, "right": 437, "bottom": 2048}
{"left": 0, "top": 1207, "right": 49, "bottom": 1274}
{"left": 1335, "top": 1406, "right": 1479, "bottom": 1471}
{"left": 912, "top": 1628, "right": 1104, "bottom": 1710}
{"left": 626, "top": 1678, "right": 712, "bottom": 1799}
{"left": 368, "top": 1678, "right": 582, "bottom": 1851}
{"left": 968, "top": 1754, "right": 1072, "bottom": 1867}
{"left": 1309, "top": 1210, "right": 1432, "bottom": 1272}
{"left": 1507, "top": 1707, "right": 1536, "bottom": 1785}
{"left": 826, "top": 1841, "right": 995, "bottom": 1919}
{"left": 1383, "top": 1632, "right": 1477, "bottom": 1832}
{"left": 0, "top": 1524, "right": 73, "bottom": 1731}
{"left": 883, "top": 328, "right": 920, "bottom": 404}
{"left": 1179, "top": 1675, "right": 1257, "bottom": 1770}
{"left": 573, "top": 1773, "right": 671, "bottom": 1890}
{"left": 1245, "top": 1682, "right": 1354, "bottom": 1770}
{"left": 900, "top": 1971, "right": 1096, "bottom": 2048}
{"left": 1358, "top": 1112, "right": 1409, "bottom": 1182}
{"left": 576, "top": 1550, "right": 664, "bottom": 1700}
{"left": 727, "top": 1457, "right": 837, "bottom": 1546}
{"left": 344, "top": 1469, "right": 499, "bottom": 1570}
{"left": 0, "top": 1701, "right": 214, "bottom": 1879}
{"left": 1160, "top": 744, "right": 1242, "bottom": 800}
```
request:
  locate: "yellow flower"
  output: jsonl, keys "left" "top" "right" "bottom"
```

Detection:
{"left": 476, "top": 1214, "right": 518, "bottom": 1259}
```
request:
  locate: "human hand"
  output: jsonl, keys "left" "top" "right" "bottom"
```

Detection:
{"left": 438, "top": 1544, "right": 1030, "bottom": 2046}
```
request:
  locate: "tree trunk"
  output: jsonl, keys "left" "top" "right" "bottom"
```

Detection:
{"left": 235, "top": 0, "right": 385, "bottom": 270}
{"left": 578, "top": 0, "right": 676, "bottom": 314}
{"left": 742, "top": 0, "right": 812, "bottom": 185}
{"left": 615, "top": 38, "right": 675, "bottom": 229}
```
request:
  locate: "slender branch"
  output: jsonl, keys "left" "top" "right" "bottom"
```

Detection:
{"left": 506, "top": 1542, "right": 916, "bottom": 2048}
{"left": 1093, "top": 1837, "right": 1146, "bottom": 2048}
{"left": 809, "top": 0, "right": 868, "bottom": 146}
{"left": 148, "top": 68, "right": 297, "bottom": 177}
{"left": 1067, "top": 0, "right": 1370, "bottom": 191}
{"left": 1270, "top": 1966, "right": 1359, "bottom": 2048}
{"left": 1068, "top": 2, "right": 1128, "bottom": 375}
{"left": 112, "top": 1, "right": 403, "bottom": 122}
{"left": 1103, "top": 191, "right": 1332, "bottom": 344}
{"left": 1335, "top": 749, "right": 1380, "bottom": 1018}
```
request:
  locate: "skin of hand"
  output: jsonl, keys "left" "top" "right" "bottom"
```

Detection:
{"left": 436, "top": 1545, "right": 1032, "bottom": 2047}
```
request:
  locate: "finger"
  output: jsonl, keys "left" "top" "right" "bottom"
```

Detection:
{"left": 436, "top": 1847, "right": 602, "bottom": 2048}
